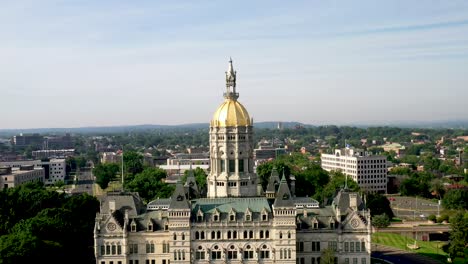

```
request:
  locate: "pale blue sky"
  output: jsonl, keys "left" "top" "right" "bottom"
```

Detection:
{"left": 1, "top": 0, "right": 468, "bottom": 129}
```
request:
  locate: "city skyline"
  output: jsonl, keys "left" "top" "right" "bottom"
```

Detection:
{"left": 1, "top": 1, "right": 468, "bottom": 129}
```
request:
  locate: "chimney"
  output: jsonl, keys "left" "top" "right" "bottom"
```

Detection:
{"left": 349, "top": 193, "right": 357, "bottom": 210}
{"left": 109, "top": 200, "right": 116, "bottom": 212}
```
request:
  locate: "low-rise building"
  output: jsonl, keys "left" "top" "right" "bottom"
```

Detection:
{"left": 0, "top": 165, "right": 45, "bottom": 190}
{"left": 32, "top": 149, "right": 75, "bottom": 159}
{"left": 0, "top": 158, "right": 66, "bottom": 185}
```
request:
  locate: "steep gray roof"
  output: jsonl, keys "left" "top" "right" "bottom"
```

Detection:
{"left": 184, "top": 166, "right": 200, "bottom": 199}
{"left": 99, "top": 191, "right": 145, "bottom": 217}
{"left": 266, "top": 167, "right": 280, "bottom": 193}
{"left": 273, "top": 173, "right": 294, "bottom": 208}
{"left": 169, "top": 180, "right": 190, "bottom": 210}
{"left": 332, "top": 189, "right": 365, "bottom": 213}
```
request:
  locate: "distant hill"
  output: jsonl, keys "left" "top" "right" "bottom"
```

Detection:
{"left": 0, "top": 121, "right": 310, "bottom": 136}
{"left": 1, "top": 120, "right": 467, "bottom": 137}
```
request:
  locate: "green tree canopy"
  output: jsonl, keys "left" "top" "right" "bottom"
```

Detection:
{"left": 123, "top": 151, "right": 144, "bottom": 175}
{"left": 182, "top": 167, "right": 208, "bottom": 195}
{"left": 367, "top": 193, "right": 394, "bottom": 218}
{"left": 93, "top": 163, "right": 120, "bottom": 190}
{"left": 0, "top": 182, "right": 99, "bottom": 264}
{"left": 124, "top": 167, "right": 174, "bottom": 202}
{"left": 448, "top": 211, "right": 468, "bottom": 259}
{"left": 320, "top": 247, "right": 337, "bottom": 264}
{"left": 372, "top": 213, "right": 390, "bottom": 228}
{"left": 442, "top": 189, "right": 468, "bottom": 210}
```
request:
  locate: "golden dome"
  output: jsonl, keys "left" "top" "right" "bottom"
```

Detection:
{"left": 211, "top": 99, "right": 251, "bottom": 127}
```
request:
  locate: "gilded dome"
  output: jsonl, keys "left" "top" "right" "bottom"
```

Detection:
{"left": 211, "top": 99, "right": 251, "bottom": 127}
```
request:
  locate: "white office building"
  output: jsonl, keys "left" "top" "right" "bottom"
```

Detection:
{"left": 0, "top": 158, "right": 66, "bottom": 185}
{"left": 321, "top": 148, "right": 387, "bottom": 193}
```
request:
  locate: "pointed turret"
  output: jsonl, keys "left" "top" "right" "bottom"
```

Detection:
{"left": 184, "top": 165, "right": 199, "bottom": 199}
{"left": 273, "top": 172, "right": 294, "bottom": 207}
{"left": 169, "top": 180, "right": 190, "bottom": 210}
{"left": 266, "top": 167, "right": 281, "bottom": 199}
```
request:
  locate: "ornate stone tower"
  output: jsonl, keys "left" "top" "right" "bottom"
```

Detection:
{"left": 207, "top": 58, "right": 257, "bottom": 198}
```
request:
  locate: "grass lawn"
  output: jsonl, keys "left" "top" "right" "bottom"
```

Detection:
{"left": 372, "top": 232, "right": 449, "bottom": 263}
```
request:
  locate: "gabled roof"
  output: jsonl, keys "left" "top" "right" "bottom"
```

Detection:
{"left": 99, "top": 191, "right": 145, "bottom": 217}
{"left": 332, "top": 189, "right": 365, "bottom": 213}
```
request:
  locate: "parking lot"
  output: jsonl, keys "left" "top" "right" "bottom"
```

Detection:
{"left": 387, "top": 196, "right": 441, "bottom": 220}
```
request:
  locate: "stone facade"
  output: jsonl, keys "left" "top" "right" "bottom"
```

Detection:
{"left": 94, "top": 60, "right": 372, "bottom": 264}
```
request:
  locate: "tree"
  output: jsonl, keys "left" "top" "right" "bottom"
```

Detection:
{"left": 448, "top": 211, "right": 468, "bottom": 260}
{"left": 123, "top": 151, "right": 144, "bottom": 175}
{"left": 442, "top": 189, "right": 468, "bottom": 210}
{"left": 320, "top": 247, "right": 337, "bottom": 264}
{"left": 318, "top": 171, "right": 359, "bottom": 204}
{"left": 93, "top": 163, "right": 120, "bottom": 190}
{"left": 429, "top": 178, "right": 445, "bottom": 200}
{"left": 366, "top": 193, "right": 394, "bottom": 219}
{"left": 372, "top": 213, "right": 390, "bottom": 228}
{"left": 0, "top": 183, "right": 99, "bottom": 264}
{"left": 182, "top": 167, "right": 208, "bottom": 195}
{"left": 125, "top": 167, "right": 174, "bottom": 202}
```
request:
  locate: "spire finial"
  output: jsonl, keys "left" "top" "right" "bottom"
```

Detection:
{"left": 224, "top": 57, "right": 238, "bottom": 100}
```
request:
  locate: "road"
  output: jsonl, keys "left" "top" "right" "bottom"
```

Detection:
{"left": 72, "top": 167, "right": 95, "bottom": 195}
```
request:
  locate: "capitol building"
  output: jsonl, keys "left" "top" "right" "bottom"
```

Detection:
{"left": 94, "top": 60, "right": 372, "bottom": 264}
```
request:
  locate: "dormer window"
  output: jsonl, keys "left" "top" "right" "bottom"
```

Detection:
{"left": 245, "top": 208, "right": 252, "bottom": 221}
{"left": 197, "top": 209, "right": 204, "bottom": 222}
{"left": 311, "top": 217, "right": 319, "bottom": 229}
{"left": 230, "top": 214, "right": 235, "bottom": 221}
{"left": 147, "top": 221, "right": 153, "bottom": 231}
{"left": 261, "top": 208, "right": 268, "bottom": 221}
{"left": 213, "top": 209, "right": 220, "bottom": 222}
{"left": 131, "top": 221, "right": 137, "bottom": 232}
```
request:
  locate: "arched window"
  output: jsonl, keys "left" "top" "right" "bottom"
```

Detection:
{"left": 279, "top": 232, "right": 283, "bottom": 239}
{"left": 211, "top": 245, "right": 222, "bottom": 260}
{"left": 260, "top": 244, "right": 270, "bottom": 259}
{"left": 244, "top": 230, "right": 248, "bottom": 238}
{"left": 195, "top": 231, "right": 200, "bottom": 240}
{"left": 243, "top": 245, "right": 254, "bottom": 259}
{"left": 227, "top": 245, "right": 238, "bottom": 260}
{"left": 201, "top": 231, "right": 205, "bottom": 239}
{"left": 173, "top": 233, "right": 177, "bottom": 240}
{"left": 182, "top": 233, "right": 185, "bottom": 240}
{"left": 266, "top": 230, "right": 270, "bottom": 239}
{"left": 195, "top": 246, "right": 205, "bottom": 260}
{"left": 212, "top": 231, "right": 216, "bottom": 239}
{"left": 228, "top": 231, "right": 232, "bottom": 239}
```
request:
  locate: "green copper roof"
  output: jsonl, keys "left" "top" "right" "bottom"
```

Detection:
{"left": 192, "top": 197, "right": 271, "bottom": 214}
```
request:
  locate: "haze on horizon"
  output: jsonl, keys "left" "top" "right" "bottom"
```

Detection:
{"left": 1, "top": 1, "right": 468, "bottom": 130}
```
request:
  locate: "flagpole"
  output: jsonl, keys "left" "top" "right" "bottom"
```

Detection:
{"left": 121, "top": 146, "right": 124, "bottom": 191}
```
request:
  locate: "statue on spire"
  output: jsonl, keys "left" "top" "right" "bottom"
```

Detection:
{"left": 224, "top": 57, "right": 238, "bottom": 100}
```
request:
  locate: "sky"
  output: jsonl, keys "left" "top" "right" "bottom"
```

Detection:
{"left": 1, "top": 0, "right": 468, "bottom": 129}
